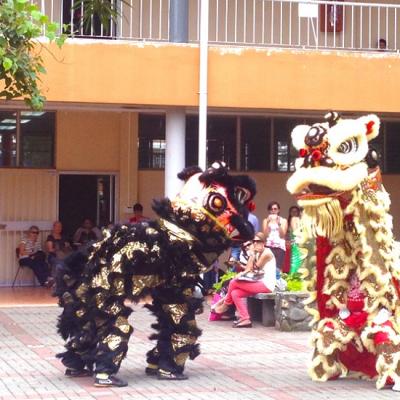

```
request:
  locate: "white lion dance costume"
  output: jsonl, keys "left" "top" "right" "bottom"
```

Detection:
{"left": 287, "top": 112, "right": 400, "bottom": 391}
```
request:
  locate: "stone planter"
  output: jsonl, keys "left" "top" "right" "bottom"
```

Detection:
{"left": 274, "top": 291, "right": 311, "bottom": 331}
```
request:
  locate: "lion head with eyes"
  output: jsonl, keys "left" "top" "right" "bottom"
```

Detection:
{"left": 287, "top": 112, "right": 381, "bottom": 239}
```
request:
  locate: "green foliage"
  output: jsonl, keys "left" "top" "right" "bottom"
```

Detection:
{"left": 281, "top": 272, "right": 303, "bottom": 292}
{"left": 0, "top": 0, "right": 66, "bottom": 109}
{"left": 213, "top": 270, "right": 237, "bottom": 292}
{"left": 72, "top": 0, "right": 131, "bottom": 33}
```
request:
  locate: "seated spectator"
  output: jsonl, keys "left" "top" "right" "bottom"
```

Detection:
{"left": 129, "top": 203, "right": 149, "bottom": 224}
{"left": 18, "top": 225, "right": 51, "bottom": 287}
{"left": 73, "top": 218, "right": 102, "bottom": 247}
{"left": 46, "top": 221, "right": 73, "bottom": 276}
{"left": 212, "top": 232, "right": 276, "bottom": 328}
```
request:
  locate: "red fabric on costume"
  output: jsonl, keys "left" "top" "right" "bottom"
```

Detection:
{"left": 393, "top": 277, "right": 400, "bottom": 298}
{"left": 374, "top": 320, "right": 393, "bottom": 344}
{"left": 374, "top": 331, "right": 390, "bottom": 344}
{"left": 316, "top": 236, "right": 336, "bottom": 319}
{"left": 343, "top": 312, "right": 368, "bottom": 332}
{"left": 338, "top": 343, "right": 377, "bottom": 378}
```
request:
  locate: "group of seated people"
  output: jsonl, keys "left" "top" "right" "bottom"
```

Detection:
{"left": 17, "top": 218, "right": 102, "bottom": 287}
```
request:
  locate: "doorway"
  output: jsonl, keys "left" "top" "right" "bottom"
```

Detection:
{"left": 59, "top": 174, "right": 116, "bottom": 239}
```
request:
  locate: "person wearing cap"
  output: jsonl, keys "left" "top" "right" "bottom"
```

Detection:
{"left": 213, "top": 232, "right": 276, "bottom": 328}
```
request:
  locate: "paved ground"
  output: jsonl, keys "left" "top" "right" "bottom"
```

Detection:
{"left": 0, "top": 301, "right": 398, "bottom": 400}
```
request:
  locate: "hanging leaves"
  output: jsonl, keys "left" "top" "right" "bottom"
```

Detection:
{"left": 0, "top": 0, "right": 66, "bottom": 110}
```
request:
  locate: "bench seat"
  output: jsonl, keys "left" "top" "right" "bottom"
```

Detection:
{"left": 248, "top": 292, "right": 277, "bottom": 327}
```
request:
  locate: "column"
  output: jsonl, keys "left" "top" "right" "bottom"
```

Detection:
{"left": 165, "top": 109, "right": 186, "bottom": 198}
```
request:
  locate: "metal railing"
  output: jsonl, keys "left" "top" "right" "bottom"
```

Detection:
{"left": 34, "top": 0, "right": 400, "bottom": 52}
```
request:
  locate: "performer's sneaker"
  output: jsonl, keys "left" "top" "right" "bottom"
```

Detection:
{"left": 65, "top": 368, "right": 92, "bottom": 378}
{"left": 145, "top": 367, "right": 158, "bottom": 376}
{"left": 94, "top": 375, "right": 128, "bottom": 387}
{"left": 157, "top": 369, "right": 188, "bottom": 380}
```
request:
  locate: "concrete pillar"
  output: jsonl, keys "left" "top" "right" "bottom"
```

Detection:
{"left": 169, "top": 0, "right": 189, "bottom": 43}
{"left": 165, "top": 109, "right": 186, "bottom": 198}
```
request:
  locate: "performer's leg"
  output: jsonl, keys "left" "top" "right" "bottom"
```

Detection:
{"left": 146, "top": 286, "right": 202, "bottom": 380}
{"left": 308, "top": 318, "right": 353, "bottom": 382}
{"left": 93, "top": 301, "right": 133, "bottom": 387}
{"left": 364, "top": 320, "right": 400, "bottom": 390}
{"left": 229, "top": 281, "right": 270, "bottom": 322}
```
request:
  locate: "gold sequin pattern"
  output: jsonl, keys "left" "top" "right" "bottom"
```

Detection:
{"left": 132, "top": 275, "right": 164, "bottom": 296}
{"left": 95, "top": 291, "right": 107, "bottom": 309}
{"left": 174, "top": 352, "right": 190, "bottom": 366}
{"left": 115, "top": 316, "right": 131, "bottom": 334}
{"left": 76, "top": 309, "right": 86, "bottom": 318}
{"left": 171, "top": 333, "right": 196, "bottom": 351}
{"left": 112, "top": 277, "right": 125, "bottom": 296}
{"left": 103, "top": 334, "right": 122, "bottom": 351}
{"left": 106, "top": 302, "right": 122, "bottom": 315}
{"left": 91, "top": 267, "right": 110, "bottom": 290}
{"left": 75, "top": 283, "right": 89, "bottom": 300}
{"left": 162, "top": 304, "right": 188, "bottom": 325}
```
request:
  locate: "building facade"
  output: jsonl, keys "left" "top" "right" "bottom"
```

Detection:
{"left": 1, "top": 0, "right": 400, "bottom": 285}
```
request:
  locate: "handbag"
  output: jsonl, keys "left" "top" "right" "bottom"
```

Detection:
{"left": 237, "top": 270, "right": 264, "bottom": 282}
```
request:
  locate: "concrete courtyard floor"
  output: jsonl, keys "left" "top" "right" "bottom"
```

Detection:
{"left": 0, "top": 289, "right": 397, "bottom": 400}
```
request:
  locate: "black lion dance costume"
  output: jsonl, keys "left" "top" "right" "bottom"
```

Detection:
{"left": 287, "top": 112, "right": 400, "bottom": 391}
{"left": 56, "top": 162, "right": 256, "bottom": 387}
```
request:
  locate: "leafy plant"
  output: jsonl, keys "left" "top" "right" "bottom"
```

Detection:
{"left": 213, "top": 270, "right": 237, "bottom": 292}
{"left": 281, "top": 272, "right": 303, "bottom": 292}
{"left": 71, "top": 0, "right": 131, "bottom": 33}
{"left": 0, "top": 0, "right": 66, "bottom": 109}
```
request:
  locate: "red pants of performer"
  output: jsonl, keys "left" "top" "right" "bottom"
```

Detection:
{"left": 225, "top": 279, "right": 271, "bottom": 321}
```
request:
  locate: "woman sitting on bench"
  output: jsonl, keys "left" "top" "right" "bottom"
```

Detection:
{"left": 212, "top": 232, "right": 276, "bottom": 328}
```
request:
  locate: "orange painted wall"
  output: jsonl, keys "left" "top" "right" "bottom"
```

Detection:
{"left": 42, "top": 41, "right": 400, "bottom": 113}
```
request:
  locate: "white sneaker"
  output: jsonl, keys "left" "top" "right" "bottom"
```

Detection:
{"left": 392, "top": 381, "right": 400, "bottom": 392}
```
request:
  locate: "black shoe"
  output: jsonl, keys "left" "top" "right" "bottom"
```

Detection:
{"left": 94, "top": 375, "right": 128, "bottom": 387}
{"left": 157, "top": 369, "right": 188, "bottom": 380}
{"left": 65, "top": 368, "right": 92, "bottom": 378}
{"left": 145, "top": 367, "right": 158, "bottom": 376}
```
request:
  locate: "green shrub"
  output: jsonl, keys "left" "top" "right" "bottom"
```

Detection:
{"left": 281, "top": 272, "right": 303, "bottom": 292}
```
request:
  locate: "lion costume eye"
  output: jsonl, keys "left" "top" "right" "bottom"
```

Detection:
{"left": 337, "top": 137, "right": 358, "bottom": 154}
{"left": 205, "top": 193, "right": 227, "bottom": 215}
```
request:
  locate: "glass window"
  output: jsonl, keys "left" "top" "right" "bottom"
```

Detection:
{"left": 20, "top": 111, "right": 55, "bottom": 168}
{"left": 241, "top": 117, "right": 270, "bottom": 171}
{"left": 0, "top": 110, "right": 55, "bottom": 168}
{"left": 185, "top": 116, "right": 198, "bottom": 167}
{"left": 384, "top": 122, "right": 400, "bottom": 172}
{"left": 138, "top": 114, "right": 166, "bottom": 169}
{"left": 274, "top": 117, "right": 322, "bottom": 172}
{"left": 186, "top": 116, "right": 237, "bottom": 169}
{"left": 207, "top": 116, "right": 236, "bottom": 169}
{"left": 0, "top": 111, "right": 17, "bottom": 167}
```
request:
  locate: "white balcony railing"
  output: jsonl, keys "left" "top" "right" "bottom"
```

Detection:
{"left": 35, "top": 0, "right": 400, "bottom": 52}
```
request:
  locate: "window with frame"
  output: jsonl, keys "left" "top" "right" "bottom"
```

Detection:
{"left": 138, "top": 114, "right": 166, "bottom": 169}
{"left": 383, "top": 121, "right": 400, "bottom": 173}
{"left": 240, "top": 117, "right": 270, "bottom": 171}
{"left": 186, "top": 115, "right": 237, "bottom": 169}
{"left": 273, "top": 117, "right": 320, "bottom": 172}
{"left": 0, "top": 110, "right": 55, "bottom": 168}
